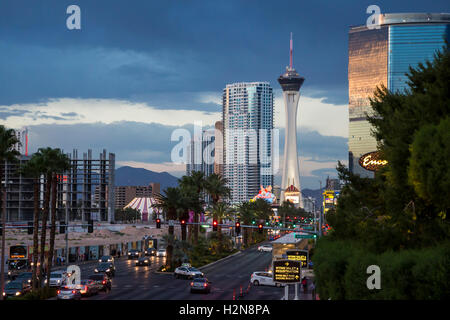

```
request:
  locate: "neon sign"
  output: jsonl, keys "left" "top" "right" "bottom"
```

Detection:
{"left": 359, "top": 151, "right": 388, "bottom": 171}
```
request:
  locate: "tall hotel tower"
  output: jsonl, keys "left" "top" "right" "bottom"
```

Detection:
{"left": 223, "top": 82, "right": 274, "bottom": 204}
{"left": 349, "top": 13, "right": 450, "bottom": 177}
{"left": 279, "top": 33, "right": 304, "bottom": 207}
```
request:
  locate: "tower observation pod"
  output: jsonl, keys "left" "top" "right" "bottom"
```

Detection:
{"left": 278, "top": 33, "right": 305, "bottom": 207}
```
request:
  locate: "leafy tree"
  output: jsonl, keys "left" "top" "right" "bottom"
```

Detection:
{"left": 367, "top": 44, "right": 450, "bottom": 246}
{"left": 408, "top": 117, "right": 450, "bottom": 215}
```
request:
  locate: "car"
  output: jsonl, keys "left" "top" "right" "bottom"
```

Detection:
{"left": 94, "top": 262, "right": 115, "bottom": 277}
{"left": 250, "top": 271, "right": 284, "bottom": 287}
{"left": 156, "top": 249, "right": 166, "bottom": 257}
{"left": 45, "top": 271, "right": 67, "bottom": 287}
{"left": 127, "top": 249, "right": 141, "bottom": 260}
{"left": 57, "top": 287, "right": 82, "bottom": 300}
{"left": 145, "top": 248, "right": 156, "bottom": 256}
{"left": 88, "top": 274, "right": 112, "bottom": 292}
{"left": 190, "top": 277, "right": 212, "bottom": 294}
{"left": 77, "top": 280, "right": 99, "bottom": 296}
{"left": 257, "top": 244, "right": 273, "bottom": 252}
{"left": 2, "top": 280, "right": 31, "bottom": 298}
{"left": 98, "top": 255, "right": 114, "bottom": 263}
{"left": 135, "top": 257, "right": 151, "bottom": 266}
{"left": 14, "top": 272, "right": 33, "bottom": 286}
{"left": 174, "top": 266, "right": 204, "bottom": 279}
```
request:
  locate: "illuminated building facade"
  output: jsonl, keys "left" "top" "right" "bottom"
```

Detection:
{"left": 348, "top": 13, "right": 450, "bottom": 177}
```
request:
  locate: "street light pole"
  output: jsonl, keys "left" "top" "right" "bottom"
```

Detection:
{"left": 65, "top": 173, "right": 69, "bottom": 266}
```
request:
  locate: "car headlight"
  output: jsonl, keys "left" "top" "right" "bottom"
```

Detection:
{"left": 44, "top": 279, "right": 47, "bottom": 283}
{"left": 2, "top": 292, "right": 5, "bottom": 296}
{"left": 57, "top": 280, "right": 61, "bottom": 283}
{"left": 15, "top": 292, "right": 21, "bottom": 296}
{"left": 145, "top": 260, "right": 148, "bottom": 263}
{"left": 94, "top": 269, "right": 98, "bottom": 272}
{"left": 106, "top": 269, "right": 110, "bottom": 272}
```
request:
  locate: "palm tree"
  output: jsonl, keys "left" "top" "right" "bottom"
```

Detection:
{"left": 19, "top": 155, "right": 44, "bottom": 290}
{"left": 179, "top": 171, "right": 205, "bottom": 244}
{"left": 0, "top": 126, "right": 20, "bottom": 300}
{"left": 237, "top": 202, "right": 256, "bottom": 248}
{"left": 178, "top": 184, "right": 203, "bottom": 242}
{"left": 45, "top": 149, "right": 71, "bottom": 287}
{"left": 210, "top": 202, "right": 232, "bottom": 253}
{"left": 152, "top": 187, "right": 180, "bottom": 269}
{"left": 204, "top": 173, "right": 230, "bottom": 204}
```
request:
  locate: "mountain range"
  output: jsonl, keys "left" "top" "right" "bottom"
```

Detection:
{"left": 115, "top": 166, "right": 179, "bottom": 191}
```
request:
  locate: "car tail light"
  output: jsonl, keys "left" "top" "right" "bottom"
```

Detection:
{"left": 204, "top": 283, "right": 207, "bottom": 287}
{"left": 190, "top": 282, "right": 194, "bottom": 286}
{"left": 102, "top": 280, "right": 106, "bottom": 284}
{"left": 72, "top": 290, "right": 76, "bottom": 294}
{"left": 57, "top": 290, "right": 60, "bottom": 294}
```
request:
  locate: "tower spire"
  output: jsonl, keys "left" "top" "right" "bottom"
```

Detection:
{"left": 290, "top": 32, "right": 293, "bottom": 70}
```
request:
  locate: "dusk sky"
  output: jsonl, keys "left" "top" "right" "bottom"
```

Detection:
{"left": 1, "top": 0, "right": 449, "bottom": 189}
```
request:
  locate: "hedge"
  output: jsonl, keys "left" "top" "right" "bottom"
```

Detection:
{"left": 312, "top": 238, "right": 450, "bottom": 300}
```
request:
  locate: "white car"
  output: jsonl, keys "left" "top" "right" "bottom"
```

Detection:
{"left": 257, "top": 244, "right": 273, "bottom": 252}
{"left": 250, "top": 271, "right": 284, "bottom": 287}
{"left": 174, "top": 266, "right": 204, "bottom": 279}
{"left": 46, "top": 271, "right": 68, "bottom": 287}
{"left": 156, "top": 249, "right": 167, "bottom": 257}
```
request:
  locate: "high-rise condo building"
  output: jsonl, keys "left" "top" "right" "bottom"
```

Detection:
{"left": 223, "top": 82, "right": 274, "bottom": 204}
{"left": 348, "top": 13, "right": 450, "bottom": 177}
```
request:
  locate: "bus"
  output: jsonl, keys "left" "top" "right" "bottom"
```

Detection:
{"left": 8, "top": 245, "right": 28, "bottom": 279}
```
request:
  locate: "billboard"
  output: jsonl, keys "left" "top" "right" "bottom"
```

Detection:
{"left": 252, "top": 185, "right": 276, "bottom": 204}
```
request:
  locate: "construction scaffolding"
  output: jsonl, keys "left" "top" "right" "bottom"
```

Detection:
{"left": 62, "top": 149, "right": 115, "bottom": 223}
{"left": 1, "top": 149, "right": 115, "bottom": 223}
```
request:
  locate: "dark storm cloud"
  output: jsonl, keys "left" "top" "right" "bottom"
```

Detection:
{"left": 2, "top": 0, "right": 448, "bottom": 107}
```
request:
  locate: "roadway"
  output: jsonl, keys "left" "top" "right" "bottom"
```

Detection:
{"left": 76, "top": 245, "right": 287, "bottom": 300}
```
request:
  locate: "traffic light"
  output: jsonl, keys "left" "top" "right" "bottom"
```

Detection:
{"left": 28, "top": 221, "right": 34, "bottom": 235}
{"left": 212, "top": 219, "right": 218, "bottom": 231}
{"left": 258, "top": 224, "right": 263, "bottom": 233}
{"left": 88, "top": 219, "right": 94, "bottom": 233}
{"left": 59, "top": 222, "right": 65, "bottom": 234}
{"left": 265, "top": 219, "right": 269, "bottom": 226}
{"left": 156, "top": 218, "right": 161, "bottom": 229}
{"left": 251, "top": 219, "right": 256, "bottom": 225}
{"left": 235, "top": 221, "right": 241, "bottom": 235}
{"left": 180, "top": 219, "right": 186, "bottom": 226}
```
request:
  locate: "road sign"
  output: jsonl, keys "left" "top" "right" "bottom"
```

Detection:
{"left": 285, "top": 249, "right": 308, "bottom": 268}
{"left": 295, "top": 233, "right": 315, "bottom": 239}
{"left": 273, "top": 260, "right": 301, "bottom": 283}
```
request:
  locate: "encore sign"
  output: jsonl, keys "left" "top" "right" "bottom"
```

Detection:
{"left": 273, "top": 260, "right": 301, "bottom": 283}
{"left": 359, "top": 151, "right": 388, "bottom": 171}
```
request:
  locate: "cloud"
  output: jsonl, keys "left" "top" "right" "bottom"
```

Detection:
{"left": 2, "top": 98, "right": 220, "bottom": 128}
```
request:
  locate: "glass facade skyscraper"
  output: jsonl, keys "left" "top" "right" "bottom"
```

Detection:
{"left": 223, "top": 82, "right": 274, "bottom": 204}
{"left": 348, "top": 13, "right": 450, "bottom": 177}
